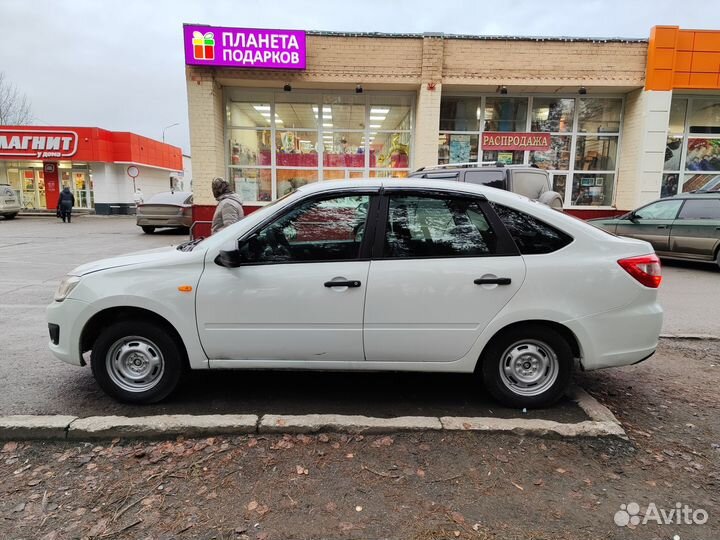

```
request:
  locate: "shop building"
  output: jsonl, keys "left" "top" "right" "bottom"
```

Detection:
{"left": 184, "top": 24, "right": 720, "bottom": 226}
{"left": 0, "top": 127, "right": 184, "bottom": 214}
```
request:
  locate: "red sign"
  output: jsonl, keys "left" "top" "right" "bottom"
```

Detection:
{"left": 481, "top": 132, "right": 551, "bottom": 151}
{"left": 0, "top": 129, "right": 78, "bottom": 159}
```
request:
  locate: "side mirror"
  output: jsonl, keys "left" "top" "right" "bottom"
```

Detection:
{"left": 214, "top": 240, "right": 244, "bottom": 268}
{"left": 628, "top": 211, "right": 639, "bottom": 223}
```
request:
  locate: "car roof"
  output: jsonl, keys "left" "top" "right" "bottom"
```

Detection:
{"left": 668, "top": 191, "right": 720, "bottom": 200}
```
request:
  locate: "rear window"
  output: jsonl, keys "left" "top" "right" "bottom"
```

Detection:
{"left": 491, "top": 203, "right": 573, "bottom": 254}
{"left": 510, "top": 170, "right": 550, "bottom": 199}
{"left": 147, "top": 192, "right": 193, "bottom": 205}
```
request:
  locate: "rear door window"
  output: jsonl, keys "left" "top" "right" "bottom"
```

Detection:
{"left": 676, "top": 199, "right": 720, "bottom": 219}
{"left": 383, "top": 194, "right": 498, "bottom": 258}
{"left": 491, "top": 203, "right": 572, "bottom": 254}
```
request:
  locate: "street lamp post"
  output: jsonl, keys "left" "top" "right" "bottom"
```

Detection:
{"left": 162, "top": 122, "right": 180, "bottom": 143}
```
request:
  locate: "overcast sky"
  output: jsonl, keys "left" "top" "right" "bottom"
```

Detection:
{"left": 0, "top": 0, "right": 715, "bottom": 153}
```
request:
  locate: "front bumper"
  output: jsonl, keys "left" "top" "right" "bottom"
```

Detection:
{"left": 46, "top": 298, "right": 90, "bottom": 366}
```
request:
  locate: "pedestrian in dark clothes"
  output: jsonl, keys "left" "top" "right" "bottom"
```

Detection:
{"left": 57, "top": 187, "right": 75, "bottom": 223}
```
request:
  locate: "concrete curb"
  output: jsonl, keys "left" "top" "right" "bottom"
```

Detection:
{"left": 660, "top": 333, "right": 720, "bottom": 341}
{"left": 0, "top": 388, "right": 627, "bottom": 441}
{"left": 259, "top": 414, "right": 443, "bottom": 434}
{"left": 67, "top": 414, "right": 258, "bottom": 439}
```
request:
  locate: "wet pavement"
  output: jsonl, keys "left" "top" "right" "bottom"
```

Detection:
{"left": 0, "top": 215, "right": 715, "bottom": 421}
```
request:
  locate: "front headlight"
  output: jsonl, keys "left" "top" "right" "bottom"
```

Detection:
{"left": 54, "top": 276, "right": 82, "bottom": 302}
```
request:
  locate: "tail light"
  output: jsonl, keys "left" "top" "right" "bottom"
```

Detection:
{"left": 618, "top": 254, "right": 662, "bottom": 288}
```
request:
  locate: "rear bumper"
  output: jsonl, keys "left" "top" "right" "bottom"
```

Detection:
{"left": 137, "top": 216, "right": 191, "bottom": 227}
{"left": 565, "top": 300, "right": 663, "bottom": 371}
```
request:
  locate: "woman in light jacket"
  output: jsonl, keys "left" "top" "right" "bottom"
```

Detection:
{"left": 211, "top": 177, "right": 244, "bottom": 233}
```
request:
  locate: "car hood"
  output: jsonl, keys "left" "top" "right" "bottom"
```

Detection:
{"left": 69, "top": 246, "right": 187, "bottom": 276}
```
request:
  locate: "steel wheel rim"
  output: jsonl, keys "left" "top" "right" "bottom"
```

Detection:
{"left": 106, "top": 336, "right": 165, "bottom": 393}
{"left": 498, "top": 339, "right": 559, "bottom": 397}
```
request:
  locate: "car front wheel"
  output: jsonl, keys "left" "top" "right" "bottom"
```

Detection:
{"left": 481, "top": 324, "right": 572, "bottom": 408}
{"left": 90, "top": 320, "right": 184, "bottom": 404}
{"left": 141, "top": 226, "right": 155, "bottom": 234}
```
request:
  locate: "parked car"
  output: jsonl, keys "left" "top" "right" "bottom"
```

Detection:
{"left": 409, "top": 163, "right": 564, "bottom": 209}
{"left": 136, "top": 191, "right": 193, "bottom": 234}
{"left": 47, "top": 179, "right": 662, "bottom": 408}
{"left": 589, "top": 192, "right": 720, "bottom": 269}
{"left": 0, "top": 184, "right": 21, "bottom": 219}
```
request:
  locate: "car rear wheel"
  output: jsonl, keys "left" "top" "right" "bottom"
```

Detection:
{"left": 90, "top": 320, "right": 184, "bottom": 404}
{"left": 141, "top": 225, "right": 155, "bottom": 234}
{"left": 481, "top": 324, "right": 572, "bottom": 408}
{"left": 4, "top": 213, "right": 17, "bottom": 220}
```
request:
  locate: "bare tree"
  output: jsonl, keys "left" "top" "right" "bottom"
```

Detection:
{"left": 0, "top": 72, "right": 33, "bottom": 125}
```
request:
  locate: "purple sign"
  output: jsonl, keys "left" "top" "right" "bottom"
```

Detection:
{"left": 183, "top": 24, "right": 306, "bottom": 70}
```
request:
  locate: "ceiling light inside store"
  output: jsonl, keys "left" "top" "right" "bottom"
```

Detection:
{"left": 323, "top": 123, "right": 333, "bottom": 127}
{"left": 370, "top": 116, "right": 386, "bottom": 121}
{"left": 254, "top": 105, "right": 271, "bottom": 111}
{"left": 371, "top": 108, "right": 390, "bottom": 114}
{"left": 369, "top": 124, "right": 381, "bottom": 129}
{"left": 476, "top": 107, "right": 481, "bottom": 120}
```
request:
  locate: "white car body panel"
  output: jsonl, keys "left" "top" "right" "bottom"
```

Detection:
{"left": 47, "top": 178, "right": 663, "bottom": 376}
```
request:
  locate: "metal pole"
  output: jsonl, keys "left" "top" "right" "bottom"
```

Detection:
{"left": 162, "top": 123, "right": 180, "bottom": 143}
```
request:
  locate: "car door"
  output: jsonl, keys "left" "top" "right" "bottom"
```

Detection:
{"left": 669, "top": 198, "right": 720, "bottom": 260}
{"left": 363, "top": 190, "right": 526, "bottom": 363}
{"left": 615, "top": 199, "right": 684, "bottom": 254}
{"left": 195, "top": 190, "right": 377, "bottom": 362}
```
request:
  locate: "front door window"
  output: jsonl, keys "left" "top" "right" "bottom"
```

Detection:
{"left": 238, "top": 193, "right": 371, "bottom": 264}
{"left": 634, "top": 200, "right": 683, "bottom": 220}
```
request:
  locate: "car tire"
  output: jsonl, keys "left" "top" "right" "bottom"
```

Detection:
{"left": 481, "top": 324, "right": 573, "bottom": 409}
{"left": 90, "top": 320, "right": 184, "bottom": 404}
{"left": 716, "top": 248, "right": 720, "bottom": 271}
{"left": 141, "top": 226, "right": 155, "bottom": 234}
{"left": 4, "top": 213, "right": 17, "bottom": 220}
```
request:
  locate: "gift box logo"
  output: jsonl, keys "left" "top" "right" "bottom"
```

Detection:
{"left": 192, "top": 31, "right": 215, "bottom": 61}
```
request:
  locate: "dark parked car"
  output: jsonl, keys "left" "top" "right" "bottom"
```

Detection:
{"left": 409, "top": 163, "right": 563, "bottom": 209}
{"left": 136, "top": 191, "right": 193, "bottom": 234}
{"left": 589, "top": 192, "right": 720, "bottom": 269}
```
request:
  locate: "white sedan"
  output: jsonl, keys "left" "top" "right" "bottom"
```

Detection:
{"left": 47, "top": 179, "right": 663, "bottom": 408}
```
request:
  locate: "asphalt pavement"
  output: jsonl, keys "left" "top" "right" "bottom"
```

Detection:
{"left": 0, "top": 215, "right": 717, "bottom": 419}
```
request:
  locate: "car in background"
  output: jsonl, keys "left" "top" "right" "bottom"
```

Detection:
{"left": 136, "top": 191, "right": 192, "bottom": 234}
{"left": 0, "top": 184, "right": 21, "bottom": 219}
{"left": 48, "top": 179, "right": 662, "bottom": 409}
{"left": 589, "top": 192, "right": 720, "bottom": 269}
{"left": 409, "top": 163, "right": 564, "bottom": 210}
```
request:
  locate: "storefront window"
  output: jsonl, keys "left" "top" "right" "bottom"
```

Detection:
{"left": 683, "top": 173, "right": 720, "bottom": 193}
{"left": 484, "top": 97, "right": 528, "bottom": 132}
{"left": 574, "top": 136, "right": 619, "bottom": 171}
{"left": 437, "top": 133, "right": 479, "bottom": 165}
{"left": 230, "top": 168, "right": 272, "bottom": 202}
{"left": 688, "top": 98, "right": 720, "bottom": 134}
{"left": 276, "top": 169, "right": 318, "bottom": 197}
{"left": 531, "top": 98, "right": 574, "bottom": 133}
{"left": 661, "top": 173, "right": 680, "bottom": 198}
{"left": 577, "top": 98, "right": 622, "bottom": 133}
{"left": 226, "top": 90, "right": 414, "bottom": 202}
{"left": 440, "top": 97, "right": 481, "bottom": 131}
{"left": 530, "top": 136, "right": 571, "bottom": 170}
{"left": 229, "top": 130, "right": 272, "bottom": 166}
{"left": 663, "top": 97, "right": 720, "bottom": 198}
{"left": 685, "top": 138, "right": 720, "bottom": 171}
{"left": 437, "top": 95, "right": 623, "bottom": 206}
{"left": 571, "top": 173, "right": 613, "bottom": 206}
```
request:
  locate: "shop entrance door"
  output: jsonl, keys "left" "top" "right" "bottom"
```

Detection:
{"left": 73, "top": 172, "right": 91, "bottom": 208}
{"left": 20, "top": 169, "right": 46, "bottom": 209}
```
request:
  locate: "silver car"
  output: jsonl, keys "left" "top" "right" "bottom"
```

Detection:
{"left": 136, "top": 191, "right": 193, "bottom": 234}
{"left": 0, "top": 184, "right": 21, "bottom": 219}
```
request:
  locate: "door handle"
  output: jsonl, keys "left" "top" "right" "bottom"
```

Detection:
{"left": 324, "top": 280, "right": 361, "bottom": 288}
{"left": 474, "top": 277, "right": 512, "bottom": 285}
{"left": 656, "top": 225, "right": 666, "bottom": 229}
